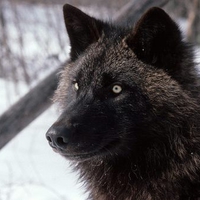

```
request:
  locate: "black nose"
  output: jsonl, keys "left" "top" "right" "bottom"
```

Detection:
{"left": 46, "top": 125, "right": 69, "bottom": 150}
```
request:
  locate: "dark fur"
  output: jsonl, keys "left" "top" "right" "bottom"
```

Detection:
{"left": 46, "top": 4, "right": 200, "bottom": 200}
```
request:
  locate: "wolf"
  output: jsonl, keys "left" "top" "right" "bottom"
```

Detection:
{"left": 46, "top": 4, "right": 200, "bottom": 200}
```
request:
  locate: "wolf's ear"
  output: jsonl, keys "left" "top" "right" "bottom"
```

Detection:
{"left": 126, "top": 7, "right": 183, "bottom": 71}
{"left": 63, "top": 4, "right": 104, "bottom": 61}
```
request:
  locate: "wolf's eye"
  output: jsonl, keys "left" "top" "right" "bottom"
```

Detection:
{"left": 74, "top": 82, "right": 79, "bottom": 91}
{"left": 112, "top": 85, "right": 122, "bottom": 94}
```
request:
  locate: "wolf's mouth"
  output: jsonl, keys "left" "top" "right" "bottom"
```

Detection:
{"left": 51, "top": 139, "right": 120, "bottom": 161}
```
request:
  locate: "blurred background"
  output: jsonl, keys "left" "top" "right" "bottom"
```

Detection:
{"left": 0, "top": 0, "right": 199, "bottom": 199}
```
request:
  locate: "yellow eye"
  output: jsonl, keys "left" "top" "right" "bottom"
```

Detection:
{"left": 112, "top": 85, "right": 122, "bottom": 94}
{"left": 74, "top": 82, "right": 79, "bottom": 91}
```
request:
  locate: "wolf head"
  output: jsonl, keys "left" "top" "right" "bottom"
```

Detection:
{"left": 46, "top": 5, "right": 199, "bottom": 163}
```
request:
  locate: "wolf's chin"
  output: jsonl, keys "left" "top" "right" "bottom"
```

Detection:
{"left": 54, "top": 139, "right": 120, "bottom": 162}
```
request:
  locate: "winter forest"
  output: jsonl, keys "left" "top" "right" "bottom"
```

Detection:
{"left": 0, "top": 0, "right": 199, "bottom": 199}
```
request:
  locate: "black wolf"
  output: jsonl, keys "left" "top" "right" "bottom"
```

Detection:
{"left": 46, "top": 4, "right": 200, "bottom": 200}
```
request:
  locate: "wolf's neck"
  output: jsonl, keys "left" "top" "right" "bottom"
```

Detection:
{"left": 74, "top": 121, "right": 200, "bottom": 199}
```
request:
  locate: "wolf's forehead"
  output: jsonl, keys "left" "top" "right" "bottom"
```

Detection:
{"left": 76, "top": 40, "right": 135, "bottom": 76}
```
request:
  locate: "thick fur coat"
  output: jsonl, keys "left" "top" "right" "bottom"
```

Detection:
{"left": 46, "top": 4, "right": 200, "bottom": 200}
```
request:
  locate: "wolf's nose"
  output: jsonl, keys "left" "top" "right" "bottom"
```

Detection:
{"left": 46, "top": 125, "right": 69, "bottom": 150}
